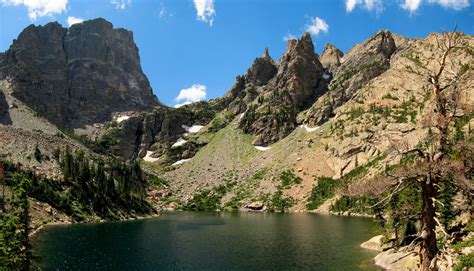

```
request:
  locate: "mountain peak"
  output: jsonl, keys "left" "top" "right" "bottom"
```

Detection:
{"left": 263, "top": 47, "right": 271, "bottom": 60}
{"left": 1, "top": 17, "right": 159, "bottom": 129}
{"left": 246, "top": 48, "right": 277, "bottom": 86}
{"left": 320, "top": 43, "right": 344, "bottom": 74}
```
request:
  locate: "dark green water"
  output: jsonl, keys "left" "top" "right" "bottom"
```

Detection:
{"left": 32, "top": 212, "right": 380, "bottom": 270}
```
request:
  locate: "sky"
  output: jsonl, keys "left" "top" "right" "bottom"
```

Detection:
{"left": 0, "top": 0, "right": 473, "bottom": 107}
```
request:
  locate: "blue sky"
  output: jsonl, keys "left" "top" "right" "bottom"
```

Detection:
{"left": 0, "top": 0, "right": 473, "bottom": 106}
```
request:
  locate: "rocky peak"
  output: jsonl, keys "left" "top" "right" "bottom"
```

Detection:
{"left": 245, "top": 48, "right": 277, "bottom": 86}
{"left": 303, "top": 29, "right": 397, "bottom": 126}
{"left": 263, "top": 47, "right": 271, "bottom": 59}
{"left": 283, "top": 32, "right": 316, "bottom": 62}
{"left": 270, "top": 32, "right": 325, "bottom": 109}
{"left": 0, "top": 18, "right": 159, "bottom": 129}
{"left": 367, "top": 29, "right": 396, "bottom": 58}
{"left": 239, "top": 33, "right": 326, "bottom": 146}
{"left": 320, "top": 43, "right": 343, "bottom": 74}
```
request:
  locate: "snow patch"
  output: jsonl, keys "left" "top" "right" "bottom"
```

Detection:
{"left": 172, "top": 138, "right": 187, "bottom": 148}
{"left": 239, "top": 113, "right": 245, "bottom": 120}
{"left": 302, "top": 124, "right": 320, "bottom": 132}
{"left": 254, "top": 145, "right": 271, "bottom": 151}
{"left": 323, "top": 73, "right": 331, "bottom": 80}
{"left": 181, "top": 124, "right": 204, "bottom": 133}
{"left": 116, "top": 115, "right": 130, "bottom": 123}
{"left": 172, "top": 158, "right": 191, "bottom": 166}
{"left": 143, "top": 151, "right": 159, "bottom": 162}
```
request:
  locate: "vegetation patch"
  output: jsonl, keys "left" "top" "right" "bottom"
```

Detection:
{"left": 278, "top": 170, "right": 302, "bottom": 189}
{"left": 267, "top": 190, "right": 295, "bottom": 212}
{"left": 306, "top": 177, "right": 339, "bottom": 210}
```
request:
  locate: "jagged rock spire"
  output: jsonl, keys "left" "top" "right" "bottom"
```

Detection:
{"left": 272, "top": 32, "right": 325, "bottom": 108}
{"left": 320, "top": 43, "right": 344, "bottom": 74}
{"left": 245, "top": 47, "right": 277, "bottom": 86}
{"left": 263, "top": 47, "right": 271, "bottom": 59}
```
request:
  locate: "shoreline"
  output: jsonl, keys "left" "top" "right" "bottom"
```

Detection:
{"left": 31, "top": 207, "right": 374, "bottom": 236}
{"left": 29, "top": 212, "right": 161, "bottom": 238}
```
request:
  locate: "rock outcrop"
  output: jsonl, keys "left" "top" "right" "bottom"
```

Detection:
{"left": 0, "top": 91, "right": 10, "bottom": 125}
{"left": 240, "top": 32, "right": 326, "bottom": 146}
{"left": 303, "top": 30, "right": 396, "bottom": 125}
{"left": 319, "top": 43, "right": 343, "bottom": 75}
{"left": 269, "top": 32, "right": 325, "bottom": 108}
{"left": 103, "top": 102, "right": 217, "bottom": 162}
{"left": 245, "top": 48, "right": 277, "bottom": 86}
{"left": 0, "top": 18, "right": 159, "bottom": 129}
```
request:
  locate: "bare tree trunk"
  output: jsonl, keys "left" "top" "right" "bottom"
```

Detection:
{"left": 419, "top": 178, "right": 438, "bottom": 271}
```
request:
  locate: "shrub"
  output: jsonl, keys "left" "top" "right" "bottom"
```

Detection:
{"left": 279, "top": 170, "right": 302, "bottom": 189}
{"left": 306, "top": 177, "right": 339, "bottom": 210}
{"left": 268, "top": 190, "right": 294, "bottom": 212}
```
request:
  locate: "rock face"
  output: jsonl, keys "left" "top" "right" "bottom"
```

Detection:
{"left": 245, "top": 48, "right": 277, "bottom": 86}
{"left": 104, "top": 102, "right": 217, "bottom": 162}
{"left": 0, "top": 18, "right": 159, "bottom": 129}
{"left": 269, "top": 33, "right": 325, "bottom": 109}
{"left": 319, "top": 43, "right": 343, "bottom": 74}
{"left": 303, "top": 30, "right": 396, "bottom": 125}
{"left": 239, "top": 32, "right": 325, "bottom": 146}
{"left": 0, "top": 91, "right": 10, "bottom": 124}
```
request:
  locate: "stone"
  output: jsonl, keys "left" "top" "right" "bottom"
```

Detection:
{"left": 374, "top": 248, "right": 419, "bottom": 270}
{"left": 245, "top": 201, "right": 265, "bottom": 211}
{"left": 360, "top": 235, "right": 384, "bottom": 251}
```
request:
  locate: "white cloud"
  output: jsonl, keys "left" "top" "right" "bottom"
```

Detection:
{"left": 400, "top": 0, "right": 469, "bottom": 12}
{"left": 174, "top": 84, "right": 207, "bottom": 107}
{"left": 345, "top": 0, "right": 359, "bottom": 12}
{"left": 110, "top": 0, "right": 131, "bottom": 10}
{"left": 304, "top": 17, "right": 329, "bottom": 36}
{"left": 193, "top": 0, "right": 215, "bottom": 26}
{"left": 345, "top": 0, "right": 383, "bottom": 14}
{"left": 283, "top": 33, "right": 297, "bottom": 42}
{"left": 427, "top": 0, "right": 470, "bottom": 10}
{"left": 401, "top": 0, "right": 422, "bottom": 12}
{"left": 1, "top": 0, "right": 67, "bottom": 20}
{"left": 67, "top": 16, "right": 83, "bottom": 27}
{"left": 159, "top": 5, "right": 166, "bottom": 17}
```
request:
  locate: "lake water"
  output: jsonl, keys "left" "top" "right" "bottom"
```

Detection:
{"left": 32, "top": 212, "right": 380, "bottom": 270}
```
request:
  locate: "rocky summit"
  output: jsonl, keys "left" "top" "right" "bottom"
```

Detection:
{"left": 0, "top": 18, "right": 159, "bottom": 130}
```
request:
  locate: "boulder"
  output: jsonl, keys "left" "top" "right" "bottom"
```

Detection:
{"left": 374, "top": 248, "right": 419, "bottom": 270}
{"left": 245, "top": 201, "right": 265, "bottom": 211}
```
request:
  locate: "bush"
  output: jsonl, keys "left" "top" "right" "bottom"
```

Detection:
{"left": 454, "top": 253, "right": 474, "bottom": 271}
{"left": 182, "top": 190, "right": 222, "bottom": 211}
{"left": 268, "top": 190, "right": 294, "bottom": 212}
{"left": 306, "top": 177, "right": 339, "bottom": 210}
{"left": 279, "top": 170, "right": 302, "bottom": 189}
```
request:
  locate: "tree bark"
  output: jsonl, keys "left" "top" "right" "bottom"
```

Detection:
{"left": 419, "top": 178, "right": 438, "bottom": 271}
